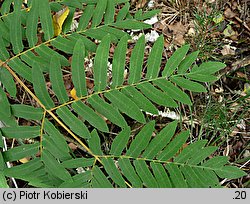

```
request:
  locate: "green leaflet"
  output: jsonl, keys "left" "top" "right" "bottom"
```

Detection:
{"left": 142, "top": 120, "right": 178, "bottom": 159}
{"left": 150, "top": 162, "right": 172, "bottom": 187}
{"left": 4, "top": 158, "right": 43, "bottom": 178}
{"left": 146, "top": 35, "right": 164, "bottom": 79}
{"left": 101, "top": 157, "right": 126, "bottom": 187}
{"left": 39, "top": 0, "right": 54, "bottom": 40}
{"left": 0, "top": 36, "right": 9, "bottom": 61}
{"left": 118, "top": 158, "right": 143, "bottom": 188}
{"left": 110, "top": 126, "right": 131, "bottom": 156}
{"left": 84, "top": 27, "right": 118, "bottom": 42}
{"left": 174, "top": 140, "right": 208, "bottom": 163}
{"left": 92, "top": 166, "right": 113, "bottom": 188}
{"left": 112, "top": 19, "right": 151, "bottom": 29}
{"left": 178, "top": 51, "right": 199, "bottom": 74}
{"left": 22, "top": 51, "right": 49, "bottom": 72}
{"left": 105, "top": 90, "right": 146, "bottom": 123}
{"left": 114, "top": 0, "right": 129, "bottom": 3}
{"left": 215, "top": 166, "right": 247, "bottom": 179}
{"left": 162, "top": 44, "right": 190, "bottom": 77}
{"left": 170, "top": 76, "right": 207, "bottom": 93}
{"left": 59, "top": 171, "right": 92, "bottom": 188}
{"left": 0, "top": 88, "right": 11, "bottom": 117}
{"left": 154, "top": 79, "right": 192, "bottom": 105}
{"left": 87, "top": 94, "right": 127, "bottom": 128}
{"left": 93, "top": 34, "right": 111, "bottom": 92}
{"left": 0, "top": 68, "right": 15, "bottom": 98}
{"left": 11, "top": 104, "right": 43, "bottom": 120}
{"left": 198, "top": 169, "right": 219, "bottom": 187}
{"left": 116, "top": 2, "right": 130, "bottom": 21}
{"left": 26, "top": 0, "right": 39, "bottom": 47}
{"left": 0, "top": 114, "right": 16, "bottom": 127}
{"left": 88, "top": 130, "right": 103, "bottom": 155}
{"left": 49, "top": 55, "right": 69, "bottom": 104}
{"left": 128, "top": 35, "right": 145, "bottom": 84}
{"left": 203, "top": 156, "right": 229, "bottom": 168}
{"left": 0, "top": 0, "right": 12, "bottom": 15}
{"left": 187, "top": 146, "right": 218, "bottom": 165}
{"left": 67, "top": 33, "right": 97, "bottom": 52}
{"left": 186, "top": 73, "right": 218, "bottom": 82}
{"left": 157, "top": 130, "right": 190, "bottom": 161}
{"left": 27, "top": 169, "right": 61, "bottom": 187}
{"left": 56, "top": 106, "right": 90, "bottom": 139}
{"left": 165, "top": 163, "right": 188, "bottom": 188}
{"left": 135, "top": 9, "right": 160, "bottom": 21}
{"left": 0, "top": 172, "right": 8, "bottom": 188}
{"left": 137, "top": 82, "right": 178, "bottom": 107}
{"left": 72, "top": 38, "right": 87, "bottom": 97}
{"left": 10, "top": 11, "right": 23, "bottom": 54}
{"left": 91, "top": 0, "right": 108, "bottom": 28}
{"left": 51, "top": 36, "right": 75, "bottom": 54}
{"left": 72, "top": 101, "right": 109, "bottom": 132}
{"left": 42, "top": 135, "right": 71, "bottom": 161}
{"left": 67, "top": 33, "right": 97, "bottom": 53}
{"left": 63, "top": 0, "right": 83, "bottom": 8}
{"left": 104, "top": 0, "right": 115, "bottom": 24}
{"left": 190, "top": 61, "right": 226, "bottom": 75}
{"left": 111, "top": 35, "right": 128, "bottom": 88}
{"left": 0, "top": 132, "right": 3, "bottom": 148}
{"left": 1, "top": 126, "right": 40, "bottom": 139}
{"left": 42, "top": 150, "right": 72, "bottom": 182}
{"left": 13, "top": 0, "right": 22, "bottom": 11}
{"left": 181, "top": 166, "right": 207, "bottom": 187}
{"left": 7, "top": 58, "right": 32, "bottom": 82}
{"left": 32, "top": 64, "right": 54, "bottom": 109}
{"left": 188, "top": 168, "right": 211, "bottom": 187}
{"left": 122, "top": 86, "right": 158, "bottom": 114}
{"left": 133, "top": 160, "right": 158, "bottom": 187}
{"left": 35, "top": 44, "right": 70, "bottom": 67}
{"left": 62, "top": 158, "right": 95, "bottom": 168}
{"left": 0, "top": 19, "right": 10, "bottom": 42}
{"left": 99, "top": 26, "right": 130, "bottom": 42}
{"left": 43, "top": 119, "right": 69, "bottom": 154}
{"left": 126, "top": 121, "right": 155, "bottom": 158}
{"left": 77, "top": 4, "right": 95, "bottom": 31}
{"left": 186, "top": 62, "right": 225, "bottom": 82}
{"left": 62, "top": 7, "right": 75, "bottom": 34}
{"left": 3, "top": 143, "right": 39, "bottom": 162}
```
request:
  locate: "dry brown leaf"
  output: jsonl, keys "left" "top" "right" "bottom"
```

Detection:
{"left": 167, "top": 22, "right": 186, "bottom": 45}
{"left": 221, "top": 45, "right": 236, "bottom": 56}
{"left": 187, "top": 27, "right": 195, "bottom": 36}
{"left": 132, "top": 0, "right": 147, "bottom": 9}
{"left": 167, "top": 21, "right": 186, "bottom": 34}
{"left": 174, "top": 33, "right": 185, "bottom": 45}
{"left": 224, "top": 8, "right": 237, "bottom": 19}
{"left": 68, "top": 143, "right": 78, "bottom": 151}
{"left": 236, "top": 71, "right": 247, "bottom": 79}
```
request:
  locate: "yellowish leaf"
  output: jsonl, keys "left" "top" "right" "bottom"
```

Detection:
{"left": 25, "top": 7, "right": 31, "bottom": 12}
{"left": 19, "top": 157, "right": 29, "bottom": 163}
{"left": 244, "top": 83, "right": 250, "bottom": 94}
{"left": 53, "top": 7, "right": 70, "bottom": 37}
{"left": 213, "top": 14, "right": 224, "bottom": 24}
{"left": 70, "top": 88, "right": 78, "bottom": 100}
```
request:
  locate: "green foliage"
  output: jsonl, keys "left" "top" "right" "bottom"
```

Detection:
{"left": 0, "top": 0, "right": 246, "bottom": 188}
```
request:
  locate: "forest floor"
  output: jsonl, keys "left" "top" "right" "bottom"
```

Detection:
{"left": 130, "top": 0, "right": 250, "bottom": 187}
